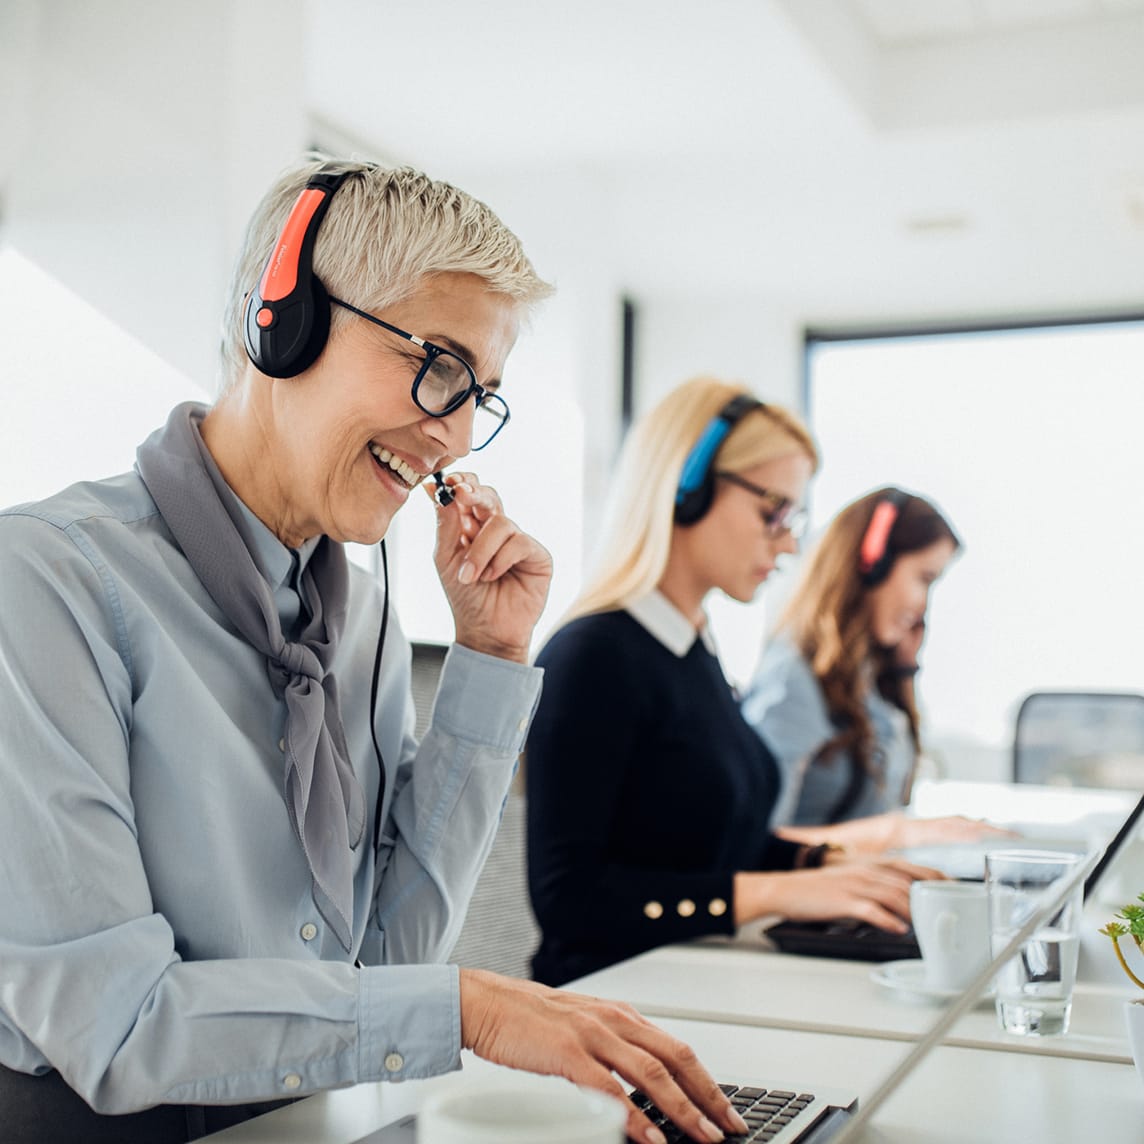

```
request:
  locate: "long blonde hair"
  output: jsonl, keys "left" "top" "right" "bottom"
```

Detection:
{"left": 778, "top": 488, "right": 960, "bottom": 777}
{"left": 567, "top": 376, "right": 818, "bottom": 621}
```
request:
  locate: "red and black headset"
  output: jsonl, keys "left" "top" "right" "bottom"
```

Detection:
{"left": 857, "top": 489, "right": 910, "bottom": 586}
{"left": 243, "top": 166, "right": 357, "bottom": 378}
{"left": 242, "top": 164, "right": 406, "bottom": 842}
{"left": 673, "top": 394, "right": 765, "bottom": 526}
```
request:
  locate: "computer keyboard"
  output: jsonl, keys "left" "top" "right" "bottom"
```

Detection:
{"left": 629, "top": 1081, "right": 850, "bottom": 1143}
{"left": 765, "top": 917, "right": 920, "bottom": 962}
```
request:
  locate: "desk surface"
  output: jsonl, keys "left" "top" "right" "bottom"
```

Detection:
{"left": 568, "top": 938, "right": 1139, "bottom": 1064}
{"left": 567, "top": 778, "right": 1144, "bottom": 1065}
{"left": 202, "top": 1016, "right": 1144, "bottom": 1144}
{"left": 200, "top": 780, "right": 1144, "bottom": 1141}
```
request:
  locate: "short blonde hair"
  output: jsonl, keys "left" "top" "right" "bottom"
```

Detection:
{"left": 568, "top": 376, "right": 818, "bottom": 621}
{"left": 219, "top": 155, "right": 552, "bottom": 390}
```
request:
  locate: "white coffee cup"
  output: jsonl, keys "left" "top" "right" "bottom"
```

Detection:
{"left": 417, "top": 1077, "right": 627, "bottom": 1144}
{"left": 910, "top": 880, "right": 991, "bottom": 992}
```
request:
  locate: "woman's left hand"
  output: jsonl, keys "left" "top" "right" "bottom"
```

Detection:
{"left": 428, "top": 472, "right": 552, "bottom": 663}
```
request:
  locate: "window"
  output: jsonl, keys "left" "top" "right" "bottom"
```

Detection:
{"left": 804, "top": 317, "right": 1144, "bottom": 780}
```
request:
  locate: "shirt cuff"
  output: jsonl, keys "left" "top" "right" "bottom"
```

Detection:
{"left": 358, "top": 963, "right": 461, "bottom": 1082}
{"left": 431, "top": 645, "right": 543, "bottom": 755}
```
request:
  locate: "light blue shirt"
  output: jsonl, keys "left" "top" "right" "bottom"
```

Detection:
{"left": 740, "top": 636, "right": 914, "bottom": 827}
{"left": 0, "top": 460, "right": 541, "bottom": 1113}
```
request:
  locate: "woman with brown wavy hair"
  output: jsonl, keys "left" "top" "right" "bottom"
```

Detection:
{"left": 742, "top": 487, "right": 959, "bottom": 829}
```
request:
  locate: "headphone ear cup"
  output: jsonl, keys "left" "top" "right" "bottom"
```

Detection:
{"left": 244, "top": 272, "right": 332, "bottom": 379}
{"left": 243, "top": 168, "right": 352, "bottom": 380}
{"left": 673, "top": 475, "right": 714, "bottom": 526}
{"left": 674, "top": 393, "right": 763, "bottom": 528}
{"left": 858, "top": 492, "right": 907, "bottom": 586}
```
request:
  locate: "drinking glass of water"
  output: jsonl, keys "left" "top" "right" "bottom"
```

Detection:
{"left": 985, "top": 849, "right": 1084, "bottom": 1037}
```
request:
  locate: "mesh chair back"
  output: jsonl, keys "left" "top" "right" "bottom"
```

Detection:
{"left": 407, "top": 641, "right": 539, "bottom": 977}
{"left": 409, "top": 641, "right": 449, "bottom": 740}
{"left": 1013, "top": 690, "right": 1144, "bottom": 787}
{"left": 448, "top": 778, "right": 540, "bottom": 978}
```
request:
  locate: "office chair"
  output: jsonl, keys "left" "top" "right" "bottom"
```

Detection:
{"left": 448, "top": 770, "right": 540, "bottom": 978}
{"left": 1012, "top": 690, "right": 1144, "bottom": 788}
{"left": 408, "top": 640, "right": 540, "bottom": 977}
{"left": 409, "top": 640, "right": 450, "bottom": 740}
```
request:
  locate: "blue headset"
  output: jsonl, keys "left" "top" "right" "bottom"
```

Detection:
{"left": 674, "top": 394, "right": 764, "bottom": 526}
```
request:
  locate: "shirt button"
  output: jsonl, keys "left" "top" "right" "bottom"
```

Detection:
{"left": 283, "top": 1073, "right": 302, "bottom": 1090}
{"left": 677, "top": 899, "right": 696, "bottom": 918}
{"left": 278, "top": 737, "right": 286, "bottom": 752}
{"left": 708, "top": 898, "right": 728, "bottom": 917}
{"left": 384, "top": 1052, "right": 405, "bottom": 1073}
{"left": 517, "top": 718, "right": 528, "bottom": 732}
{"left": 643, "top": 901, "right": 664, "bottom": 920}
{"left": 300, "top": 922, "right": 318, "bottom": 942}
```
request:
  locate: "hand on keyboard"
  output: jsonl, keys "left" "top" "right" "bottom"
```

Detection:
{"left": 458, "top": 968, "right": 751, "bottom": 1143}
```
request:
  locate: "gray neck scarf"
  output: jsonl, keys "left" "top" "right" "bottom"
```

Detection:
{"left": 137, "top": 402, "right": 365, "bottom": 951}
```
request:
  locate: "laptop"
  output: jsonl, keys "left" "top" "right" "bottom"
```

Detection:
{"left": 764, "top": 790, "right": 1144, "bottom": 962}
{"left": 352, "top": 848, "right": 1099, "bottom": 1144}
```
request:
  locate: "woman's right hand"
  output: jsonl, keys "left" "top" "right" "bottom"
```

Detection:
{"left": 733, "top": 858, "right": 942, "bottom": 933}
{"left": 458, "top": 969, "right": 750, "bottom": 1144}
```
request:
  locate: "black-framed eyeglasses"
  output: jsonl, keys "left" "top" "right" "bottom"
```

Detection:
{"left": 716, "top": 471, "right": 808, "bottom": 539}
{"left": 330, "top": 297, "right": 509, "bottom": 451}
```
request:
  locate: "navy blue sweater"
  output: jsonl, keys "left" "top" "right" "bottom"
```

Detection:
{"left": 526, "top": 610, "right": 800, "bottom": 986}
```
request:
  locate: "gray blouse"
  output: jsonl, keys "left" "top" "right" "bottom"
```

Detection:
{"left": 740, "top": 635, "right": 915, "bottom": 827}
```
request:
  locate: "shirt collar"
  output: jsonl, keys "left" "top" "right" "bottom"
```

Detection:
{"left": 625, "top": 590, "right": 717, "bottom": 658}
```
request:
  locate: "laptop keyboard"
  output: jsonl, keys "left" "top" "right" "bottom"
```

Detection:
{"left": 629, "top": 1083, "right": 823, "bottom": 1143}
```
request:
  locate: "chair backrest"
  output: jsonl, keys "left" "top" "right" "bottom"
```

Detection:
{"left": 409, "top": 640, "right": 450, "bottom": 740}
{"left": 1012, "top": 690, "right": 1144, "bottom": 787}
{"left": 407, "top": 640, "right": 539, "bottom": 977}
{"left": 448, "top": 775, "right": 540, "bottom": 979}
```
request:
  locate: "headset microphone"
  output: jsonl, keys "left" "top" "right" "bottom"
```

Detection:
{"left": 432, "top": 471, "right": 454, "bottom": 506}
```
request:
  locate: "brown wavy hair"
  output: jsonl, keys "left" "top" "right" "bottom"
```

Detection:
{"left": 777, "top": 487, "right": 960, "bottom": 784}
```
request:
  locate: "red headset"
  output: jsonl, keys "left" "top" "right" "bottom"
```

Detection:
{"left": 243, "top": 167, "right": 356, "bottom": 378}
{"left": 858, "top": 489, "right": 909, "bottom": 586}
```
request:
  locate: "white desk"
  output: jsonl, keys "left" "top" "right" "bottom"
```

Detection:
{"left": 566, "top": 783, "right": 1144, "bottom": 1065}
{"left": 201, "top": 1016, "right": 1144, "bottom": 1143}
{"left": 568, "top": 940, "right": 1138, "bottom": 1064}
{"left": 200, "top": 780, "right": 1144, "bottom": 1141}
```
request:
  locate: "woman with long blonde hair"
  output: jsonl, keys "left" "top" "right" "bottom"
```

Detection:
{"left": 742, "top": 488, "right": 960, "bottom": 827}
{"left": 525, "top": 378, "right": 947, "bottom": 987}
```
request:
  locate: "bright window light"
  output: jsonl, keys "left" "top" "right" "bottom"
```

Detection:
{"left": 805, "top": 319, "right": 1144, "bottom": 780}
{"left": 0, "top": 246, "right": 210, "bottom": 507}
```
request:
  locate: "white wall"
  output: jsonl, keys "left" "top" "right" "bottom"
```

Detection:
{"left": 636, "top": 293, "right": 808, "bottom": 684}
{"left": 4, "top": 2, "right": 1142, "bottom": 780}
{"left": 3, "top": 0, "right": 307, "bottom": 391}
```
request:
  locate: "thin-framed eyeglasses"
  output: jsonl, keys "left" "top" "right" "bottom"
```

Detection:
{"left": 716, "top": 471, "right": 808, "bottom": 538}
{"left": 330, "top": 297, "right": 509, "bottom": 451}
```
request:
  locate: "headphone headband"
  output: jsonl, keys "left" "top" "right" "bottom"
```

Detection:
{"left": 674, "top": 394, "right": 765, "bottom": 526}
{"left": 243, "top": 167, "right": 356, "bottom": 379}
{"left": 858, "top": 489, "right": 909, "bottom": 586}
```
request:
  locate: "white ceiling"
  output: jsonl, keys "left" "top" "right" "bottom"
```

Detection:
{"left": 851, "top": 0, "right": 1144, "bottom": 45}
{"left": 280, "top": 1, "right": 1139, "bottom": 322}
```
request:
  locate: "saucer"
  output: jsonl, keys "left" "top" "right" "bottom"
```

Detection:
{"left": 870, "top": 959, "right": 994, "bottom": 1004}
